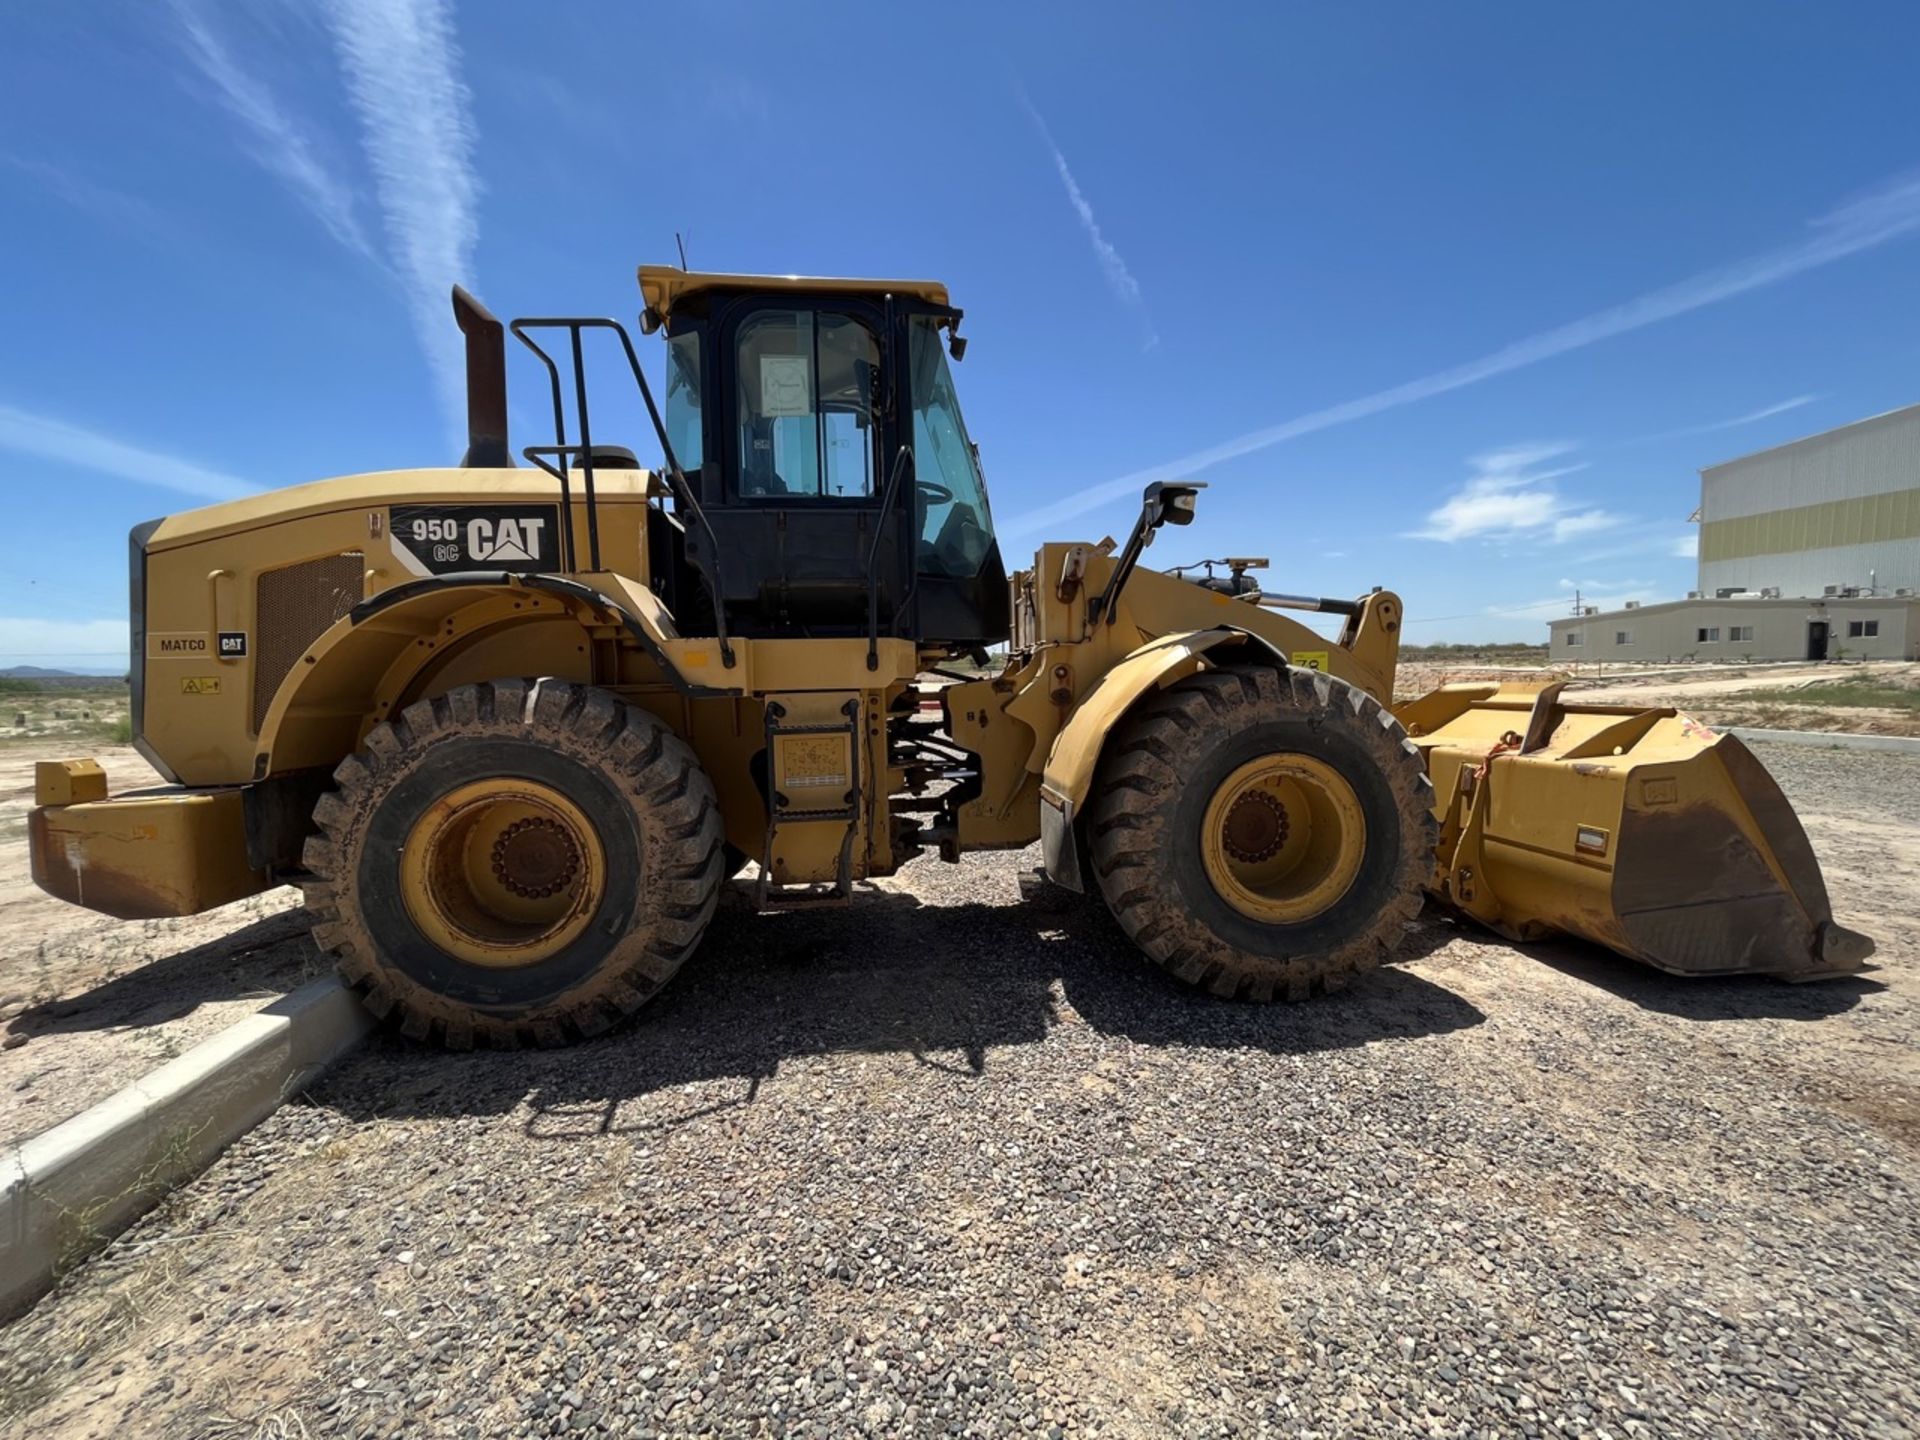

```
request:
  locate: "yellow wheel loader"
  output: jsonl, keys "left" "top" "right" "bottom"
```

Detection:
{"left": 28, "top": 269, "right": 1873, "bottom": 1046}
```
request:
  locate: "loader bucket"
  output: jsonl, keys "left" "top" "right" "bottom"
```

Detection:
{"left": 1396, "top": 682, "right": 1874, "bottom": 981}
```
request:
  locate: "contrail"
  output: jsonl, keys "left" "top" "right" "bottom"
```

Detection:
{"left": 325, "top": 0, "right": 481, "bottom": 449}
{"left": 0, "top": 403, "right": 253, "bottom": 501}
{"left": 1004, "top": 170, "right": 1920, "bottom": 537}
{"left": 174, "top": 2, "right": 377, "bottom": 261}
{"left": 1019, "top": 93, "right": 1157, "bottom": 350}
{"left": 1637, "top": 392, "right": 1824, "bottom": 443}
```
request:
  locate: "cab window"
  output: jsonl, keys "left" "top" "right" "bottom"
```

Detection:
{"left": 909, "top": 316, "right": 994, "bottom": 577}
{"left": 664, "top": 328, "right": 703, "bottom": 470}
{"left": 733, "top": 309, "right": 878, "bottom": 498}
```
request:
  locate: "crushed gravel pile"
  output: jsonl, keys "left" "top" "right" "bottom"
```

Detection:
{"left": 1, "top": 743, "right": 1915, "bottom": 1438}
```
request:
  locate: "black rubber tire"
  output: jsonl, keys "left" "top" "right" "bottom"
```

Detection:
{"left": 301, "top": 679, "right": 724, "bottom": 1048}
{"left": 1087, "top": 663, "right": 1435, "bottom": 1000}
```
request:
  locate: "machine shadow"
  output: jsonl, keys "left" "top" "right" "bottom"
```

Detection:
{"left": 6, "top": 908, "right": 317, "bottom": 1040}
{"left": 1519, "top": 936, "right": 1882, "bottom": 1021}
{"left": 318, "top": 884, "right": 1483, "bottom": 1138}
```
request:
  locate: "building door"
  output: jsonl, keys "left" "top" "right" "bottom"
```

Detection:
{"left": 1806, "top": 621, "right": 1829, "bottom": 661}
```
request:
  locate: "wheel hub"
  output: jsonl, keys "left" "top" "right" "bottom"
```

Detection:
{"left": 490, "top": 817, "right": 581, "bottom": 899}
{"left": 399, "top": 780, "right": 606, "bottom": 969}
{"left": 1222, "top": 790, "right": 1290, "bottom": 863}
{"left": 1200, "top": 753, "right": 1368, "bottom": 925}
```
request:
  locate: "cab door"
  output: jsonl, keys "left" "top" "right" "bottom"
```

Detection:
{"left": 688, "top": 297, "right": 909, "bottom": 635}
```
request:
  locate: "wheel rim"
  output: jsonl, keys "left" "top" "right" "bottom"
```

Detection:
{"left": 399, "top": 779, "right": 606, "bottom": 968}
{"left": 1200, "top": 754, "right": 1367, "bottom": 924}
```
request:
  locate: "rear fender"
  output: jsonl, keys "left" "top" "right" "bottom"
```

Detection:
{"left": 254, "top": 572, "right": 699, "bottom": 778}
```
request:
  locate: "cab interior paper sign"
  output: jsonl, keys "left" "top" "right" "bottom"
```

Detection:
{"left": 760, "top": 356, "right": 812, "bottom": 417}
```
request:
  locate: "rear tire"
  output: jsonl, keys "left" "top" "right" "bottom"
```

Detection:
{"left": 301, "top": 679, "right": 724, "bottom": 1048}
{"left": 1087, "top": 663, "right": 1434, "bottom": 1000}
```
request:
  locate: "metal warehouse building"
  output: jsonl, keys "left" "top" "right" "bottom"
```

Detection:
{"left": 1548, "top": 402, "right": 1920, "bottom": 662}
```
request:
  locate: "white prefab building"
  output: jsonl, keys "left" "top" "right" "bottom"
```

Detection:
{"left": 1544, "top": 402, "right": 1920, "bottom": 662}
{"left": 1548, "top": 594, "right": 1920, "bottom": 663}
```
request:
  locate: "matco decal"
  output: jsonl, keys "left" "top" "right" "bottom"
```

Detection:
{"left": 388, "top": 504, "right": 561, "bottom": 576}
{"left": 147, "top": 632, "right": 211, "bottom": 659}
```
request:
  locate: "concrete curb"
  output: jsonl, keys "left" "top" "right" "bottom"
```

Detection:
{"left": 1726, "top": 726, "right": 1920, "bottom": 755}
{"left": 0, "top": 976, "right": 372, "bottom": 1322}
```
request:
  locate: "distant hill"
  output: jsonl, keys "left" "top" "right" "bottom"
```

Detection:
{"left": 0, "top": 665, "right": 127, "bottom": 687}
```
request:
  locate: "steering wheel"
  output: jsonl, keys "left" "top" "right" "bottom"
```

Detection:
{"left": 915, "top": 480, "right": 955, "bottom": 506}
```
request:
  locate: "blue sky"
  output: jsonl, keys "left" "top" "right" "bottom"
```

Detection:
{"left": 4, "top": 2, "right": 1920, "bottom": 666}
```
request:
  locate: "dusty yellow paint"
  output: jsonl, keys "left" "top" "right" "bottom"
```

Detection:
{"left": 1200, "top": 752, "right": 1367, "bottom": 924}
{"left": 29, "top": 788, "right": 270, "bottom": 920}
{"left": 29, "top": 263, "right": 1860, "bottom": 995}
{"left": 638, "top": 267, "right": 950, "bottom": 324}
{"left": 1395, "top": 681, "right": 1871, "bottom": 978}
{"left": 35, "top": 759, "right": 107, "bottom": 807}
{"left": 399, "top": 778, "right": 607, "bottom": 969}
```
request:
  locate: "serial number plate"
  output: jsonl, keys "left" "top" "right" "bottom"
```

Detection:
{"left": 780, "top": 736, "right": 848, "bottom": 788}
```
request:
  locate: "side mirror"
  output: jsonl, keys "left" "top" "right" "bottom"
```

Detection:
{"left": 1145, "top": 480, "right": 1203, "bottom": 528}
{"left": 1087, "top": 481, "right": 1207, "bottom": 626}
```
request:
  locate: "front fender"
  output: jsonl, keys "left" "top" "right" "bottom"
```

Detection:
{"left": 1038, "top": 626, "right": 1284, "bottom": 890}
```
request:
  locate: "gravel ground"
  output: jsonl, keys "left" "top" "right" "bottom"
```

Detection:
{"left": 1, "top": 741, "right": 1915, "bottom": 1439}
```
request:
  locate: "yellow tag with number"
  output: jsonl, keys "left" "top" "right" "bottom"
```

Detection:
{"left": 181, "top": 676, "right": 222, "bottom": 695}
{"left": 1290, "top": 650, "right": 1330, "bottom": 672}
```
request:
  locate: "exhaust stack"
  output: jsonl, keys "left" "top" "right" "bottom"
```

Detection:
{"left": 452, "top": 285, "right": 513, "bottom": 468}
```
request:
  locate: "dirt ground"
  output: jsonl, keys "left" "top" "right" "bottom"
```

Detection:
{"left": 0, "top": 740, "right": 1914, "bottom": 1438}
{"left": 1397, "top": 658, "right": 1920, "bottom": 737}
{"left": 0, "top": 742, "right": 314, "bottom": 1148}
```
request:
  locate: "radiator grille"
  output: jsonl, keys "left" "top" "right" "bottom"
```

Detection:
{"left": 253, "top": 552, "right": 364, "bottom": 733}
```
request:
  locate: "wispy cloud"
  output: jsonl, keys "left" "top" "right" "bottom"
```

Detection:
{"left": 3, "top": 155, "right": 172, "bottom": 234}
{"left": 1697, "top": 393, "right": 1823, "bottom": 432}
{"left": 1635, "top": 392, "right": 1824, "bottom": 443}
{"left": 1672, "top": 532, "right": 1700, "bottom": 559}
{"left": 1003, "top": 169, "right": 1920, "bottom": 537}
{"left": 1505, "top": 577, "right": 1659, "bottom": 619}
{"left": 174, "top": 3, "right": 377, "bottom": 261}
{"left": 703, "top": 72, "right": 771, "bottom": 125}
{"left": 324, "top": 0, "right": 481, "bottom": 445}
{"left": 1565, "top": 520, "right": 1701, "bottom": 567}
{"left": 1019, "top": 93, "right": 1157, "bottom": 350}
{"left": 1410, "top": 443, "right": 1622, "bottom": 544}
{"left": 0, "top": 404, "right": 253, "bottom": 501}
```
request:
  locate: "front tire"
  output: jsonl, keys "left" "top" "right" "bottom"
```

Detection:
{"left": 302, "top": 679, "right": 724, "bottom": 1048}
{"left": 1087, "top": 663, "right": 1434, "bottom": 1000}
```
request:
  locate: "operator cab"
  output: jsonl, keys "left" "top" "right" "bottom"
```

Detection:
{"left": 637, "top": 268, "right": 1009, "bottom": 652}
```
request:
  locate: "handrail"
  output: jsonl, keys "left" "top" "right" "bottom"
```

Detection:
{"left": 865, "top": 445, "right": 913, "bottom": 671}
{"left": 509, "top": 316, "right": 735, "bottom": 669}
{"left": 504, "top": 324, "right": 576, "bottom": 571}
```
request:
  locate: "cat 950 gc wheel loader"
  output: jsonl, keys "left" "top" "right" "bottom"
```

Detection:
{"left": 29, "top": 268, "right": 1874, "bottom": 1046}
